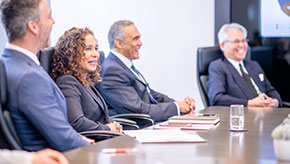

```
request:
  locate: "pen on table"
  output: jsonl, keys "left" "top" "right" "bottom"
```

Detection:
{"left": 196, "top": 114, "right": 216, "bottom": 116}
{"left": 101, "top": 148, "right": 138, "bottom": 154}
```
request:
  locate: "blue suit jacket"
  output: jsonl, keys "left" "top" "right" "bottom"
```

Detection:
{"left": 1, "top": 49, "right": 90, "bottom": 152}
{"left": 98, "top": 52, "right": 177, "bottom": 122}
{"left": 207, "top": 57, "right": 282, "bottom": 106}
{"left": 56, "top": 75, "right": 112, "bottom": 132}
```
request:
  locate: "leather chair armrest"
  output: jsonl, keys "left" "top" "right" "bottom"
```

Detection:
{"left": 283, "top": 101, "right": 290, "bottom": 107}
{"left": 112, "top": 118, "right": 139, "bottom": 130}
{"left": 111, "top": 114, "right": 154, "bottom": 129}
{"left": 80, "top": 130, "right": 123, "bottom": 142}
{"left": 111, "top": 113, "right": 151, "bottom": 119}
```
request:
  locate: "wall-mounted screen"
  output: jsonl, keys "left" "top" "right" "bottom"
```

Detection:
{"left": 260, "top": 0, "right": 290, "bottom": 37}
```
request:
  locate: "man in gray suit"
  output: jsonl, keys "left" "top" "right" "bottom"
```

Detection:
{"left": 99, "top": 20, "right": 195, "bottom": 122}
{"left": 0, "top": 0, "right": 92, "bottom": 151}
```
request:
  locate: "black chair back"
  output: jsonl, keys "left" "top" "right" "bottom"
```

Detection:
{"left": 37, "top": 47, "right": 105, "bottom": 74}
{"left": 0, "top": 59, "right": 23, "bottom": 150}
{"left": 196, "top": 46, "right": 251, "bottom": 108}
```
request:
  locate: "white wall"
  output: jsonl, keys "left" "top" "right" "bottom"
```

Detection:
{"left": 52, "top": 0, "right": 215, "bottom": 110}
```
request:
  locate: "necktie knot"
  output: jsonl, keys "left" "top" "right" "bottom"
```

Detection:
{"left": 131, "top": 64, "right": 140, "bottom": 76}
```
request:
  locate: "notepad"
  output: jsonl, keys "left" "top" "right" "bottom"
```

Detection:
{"left": 124, "top": 129, "right": 207, "bottom": 144}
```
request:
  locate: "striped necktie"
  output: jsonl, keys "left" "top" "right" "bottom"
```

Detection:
{"left": 239, "top": 64, "right": 258, "bottom": 97}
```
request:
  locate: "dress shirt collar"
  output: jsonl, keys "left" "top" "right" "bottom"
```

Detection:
{"left": 110, "top": 50, "right": 143, "bottom": 80}
{"left": 226, "top": 57, "right": 246, "bottom": 75}
{"left": 5, "top": 43, "right": 40, "bottom": 66}
{"left": 110, "top": 50, "right": 133, "bottom": 68}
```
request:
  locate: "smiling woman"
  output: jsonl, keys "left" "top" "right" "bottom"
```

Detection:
{"left": 51, "top": 27, "right": 101, "bottom": 87}
{"left": 50, "top": 27, "right": 123, "bottom": 134}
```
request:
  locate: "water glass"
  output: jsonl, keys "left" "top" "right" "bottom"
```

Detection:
{"left": 230, "top": 104, "right": 244, "bottom": 131}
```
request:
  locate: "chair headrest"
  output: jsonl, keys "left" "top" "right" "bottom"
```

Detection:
{"left": 197, "top": 46, "right": 223, "bottom": 76}
{"left": 0, "top": 59, "right": 7, "bottom": 106}
{"left": 38, "top": 47, "right": 55, "bottom": 74}
{"left": 99, "top": 51, "right": 105, "bottom": 65}
{"left": 38, "top": 47, "right": 106, "bottom": 74}
{"left": 197, "top": 46, "right": 251, "bottom": 76}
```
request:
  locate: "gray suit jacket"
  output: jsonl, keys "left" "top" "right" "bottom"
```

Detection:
{"left": 56, "top": 75, "right": 112, "bottom": 132}
{"left": 1, "top": 48, "right": 89, "bottom": 152}
{"left": 98, "top": 52, "right": 177, "bottom": 122}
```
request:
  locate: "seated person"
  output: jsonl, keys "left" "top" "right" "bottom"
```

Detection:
{"left": 0, "top": 0, "right": 92, "bottom": 152}
{"left": 51, "top": 27, "right": 122, "bottom": 133}
{"left": 98, "top": 20, "right": 195, "bottom": 122}
{"left": 207, "top": 23, "right": 282, "bottom": 107}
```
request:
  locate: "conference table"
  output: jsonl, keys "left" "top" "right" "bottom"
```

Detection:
{"left": 64, "top": 106, "right": 290, "bottom": 164}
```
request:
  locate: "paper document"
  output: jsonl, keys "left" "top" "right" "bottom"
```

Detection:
{"left": 154, "top": 123, "right": 213, "bottom": 130}
{"left": 124, "top": 129, "right": 207, "bottom": 144}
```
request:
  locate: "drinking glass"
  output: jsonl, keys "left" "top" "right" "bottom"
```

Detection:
{"left": 230, "top": 104, "right": 245, "bottom": 131}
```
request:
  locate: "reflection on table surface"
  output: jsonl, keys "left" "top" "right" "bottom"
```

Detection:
{"left": 64, "top": 106, "right": 290, "bottom": 164}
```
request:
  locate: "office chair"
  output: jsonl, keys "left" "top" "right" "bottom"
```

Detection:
{"left": 273, "top": 56, "right": 290, "bottom": 107}
{"left": 196, "top": 46, "right": 251, "bottom": 108}
{"left": 0, "top": 59, "right": 23, "bottom": 150}
{"left": 38, "top": 47, "right": 154, "bottom": 129}
{"left": 251, "top": 46, "right": 273, "bottom": 81}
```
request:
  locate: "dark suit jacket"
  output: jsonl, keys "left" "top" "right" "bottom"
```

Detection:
{"left": 56, "top": 75, "right": 112, "bottom": 132}
{"left": 98, "top": 52, "right": 177, "bottom": 122}
{"left": 207, "top": 57, "right": 282, "bottom": 106}
{"left": 1, "top": 48, "right": 89, "bottom": 152}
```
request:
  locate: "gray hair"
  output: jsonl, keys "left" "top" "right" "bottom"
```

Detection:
{"left": 0, "top": 0, "right": 41, "bottom": 42}
{"left": 217, "top": 23, "right": 248, "bottom": 44}
{"left": 108, "top": 20, "right": 134, "bottom": 49}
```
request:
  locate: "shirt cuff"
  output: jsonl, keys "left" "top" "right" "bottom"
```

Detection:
{"left": 174, "top": 102, "right": 180, "bottom": 115}
{"left": 274, "top": 98, "right": 279, "bottom": 107}
{"left": 0, "top": 150, "right": 35, "bottom": 164}
{"left": 26, "top": 152, "right": 35, "bottom": 164}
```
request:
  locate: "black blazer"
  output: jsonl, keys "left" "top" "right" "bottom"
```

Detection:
{"left": 56, "top": 75, "right": 112, "bottom": 132}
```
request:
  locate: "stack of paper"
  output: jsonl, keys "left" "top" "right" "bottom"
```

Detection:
{"left": 168, "top": 114, "right": 220, "bottom": 125}
{"left": 124, "top": 129, "right": 206, "bottom": 144}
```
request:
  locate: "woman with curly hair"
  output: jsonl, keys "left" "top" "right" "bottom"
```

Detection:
{"left": 51, "top": 27, "right": 122, "bottom": 133}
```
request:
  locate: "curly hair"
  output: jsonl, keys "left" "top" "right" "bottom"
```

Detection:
{"left": 51, "top": 27, "right": 101, "bottom": 88}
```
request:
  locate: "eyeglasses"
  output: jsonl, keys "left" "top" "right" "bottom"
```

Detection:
{"left": 224, "top": 38, "right": 248, "bottom": 45}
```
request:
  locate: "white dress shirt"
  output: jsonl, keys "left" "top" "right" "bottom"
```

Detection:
{"left": 0, "top": 149, "right": 35, "bottom": 164}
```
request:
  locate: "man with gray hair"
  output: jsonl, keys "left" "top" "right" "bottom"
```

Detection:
{"left": 98, "top": 20, "right": 195, "bottom": 122}
{"left": 207, "top": 23, "right": 282, "bottom": 107}
{"left": 0, "top": 0, "right": 92, "bottom": 152}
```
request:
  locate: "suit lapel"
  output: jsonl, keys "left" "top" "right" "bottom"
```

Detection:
{"left": 86, "top": 86, "right": 107, "bottom": 114}
{"left": 224, "top": 59, "right": 254, "bottom": 98}
{"left": 109, "top": 53, "right": 147, "bottom": 86}
{"left": 244, "top": 60, "right": 262, "bottom": 92}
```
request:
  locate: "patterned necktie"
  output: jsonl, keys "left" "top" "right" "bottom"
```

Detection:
{"left": 131, "top": 64, "right": 159, "bottom": 104}
{"left": 239, "top": 64, "right": 258, "bottom": 97}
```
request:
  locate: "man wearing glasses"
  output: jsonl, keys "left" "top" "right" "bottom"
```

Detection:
{"left": 207, "top": 23, "right": 282, "bottom": 107}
